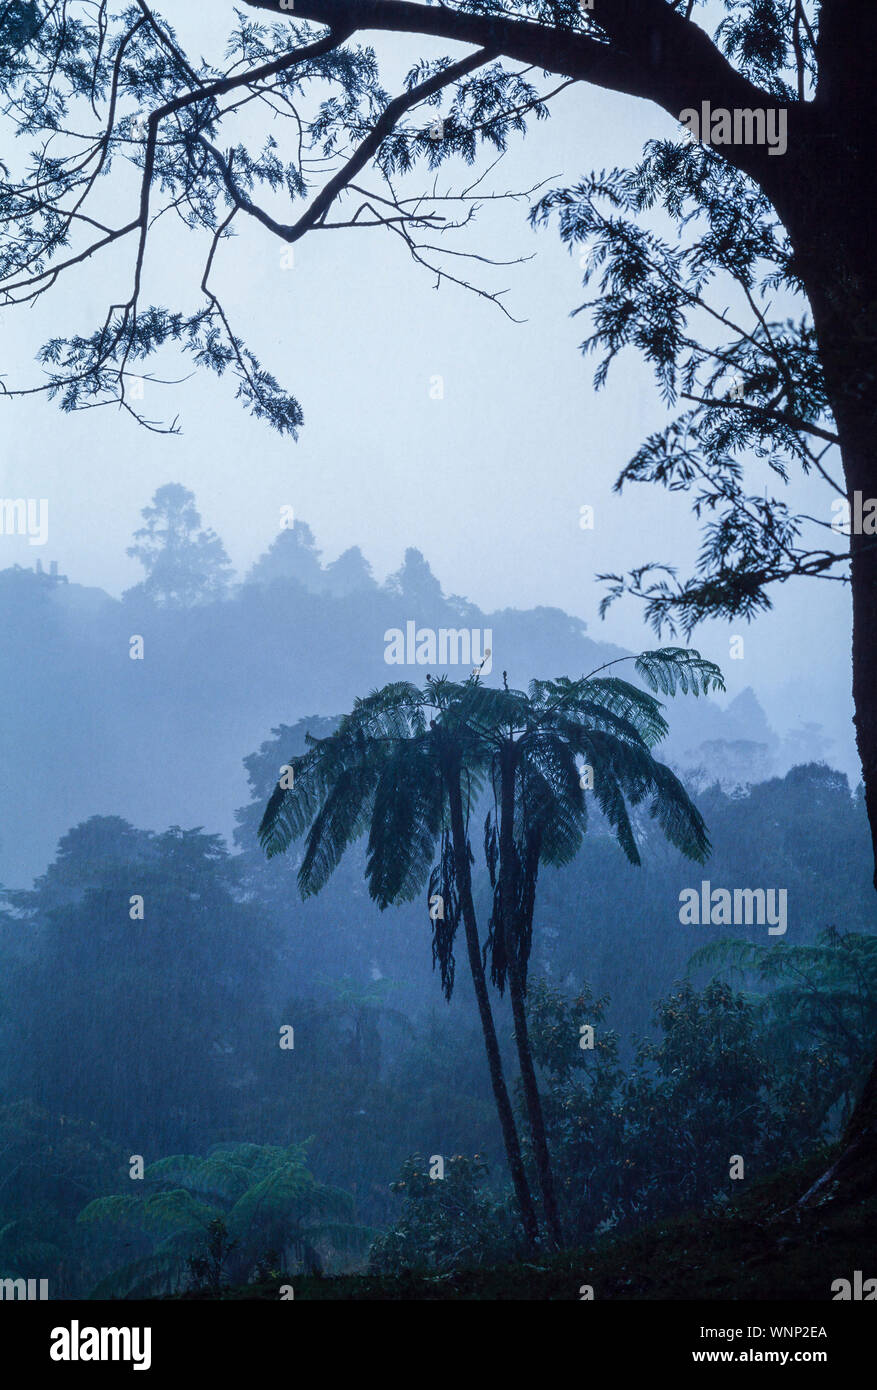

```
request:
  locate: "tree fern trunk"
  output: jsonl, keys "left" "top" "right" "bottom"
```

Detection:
{"left": 506, "top": 960, "right": 565, "bottom": 1247}
{"left": 446, "top": 763, "right": 540, "bottom": 1249}
{"left": 498, "top": 746, "right": 565, "bottom": 1249}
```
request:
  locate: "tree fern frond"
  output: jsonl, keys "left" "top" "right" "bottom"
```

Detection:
{"left": 366, "top": 740, "right": 443, "bottom": 907}
{"left": 645, "top": 757, "right": 711, "bottom": 861}
{"left": 579, "top": 676, "right": 670, "bottom": 745}
{"left": 298, "top": 760, "right": 379, "bottom": 897}
{"left": 86, "top": 1252, "right": 181, "bottom": 1301}
{"left": 634, "top": 647, "right": 725, "bottom": 697}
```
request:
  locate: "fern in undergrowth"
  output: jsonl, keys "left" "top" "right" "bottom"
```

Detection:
{"left": 78, "top": 1141, "right": 374, "bottom": 1296}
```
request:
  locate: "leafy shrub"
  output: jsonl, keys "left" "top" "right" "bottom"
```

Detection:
{"left": 368, "top": 1154, "right": 522, "bottom": 1274}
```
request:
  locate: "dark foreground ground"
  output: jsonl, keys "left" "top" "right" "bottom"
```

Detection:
{"left": 173, "top": 1149, "right": 877, "bottom": 1300}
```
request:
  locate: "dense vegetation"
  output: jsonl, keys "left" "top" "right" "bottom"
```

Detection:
{"left": 0, "top": 492, "right": 872, "bottom": 1297}
{"left": 1, "top": 732, "right": 873, "bottom": 1294}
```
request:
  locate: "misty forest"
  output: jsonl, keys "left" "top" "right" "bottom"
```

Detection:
{"left": 1, "top": 0, "right": 876, "bottom": 1304}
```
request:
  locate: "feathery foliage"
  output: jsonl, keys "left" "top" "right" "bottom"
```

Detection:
{"left": 260, "top": 648, "right": 721, "bottom": 996}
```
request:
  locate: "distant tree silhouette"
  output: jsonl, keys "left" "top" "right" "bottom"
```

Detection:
{"left": 322, "top": 546, "right": 377, "bottom": 598}
{"left": 126, "top": 484, "right": 232, "bottom": 608}
{"left": 385, "top": 548, "right": 444, "bottom": 609}
{"left": 246, "top": 521, "right": 324, "bottom": 592}
{"left": 7, "top": 821, "right": 277, "bottom": 1149}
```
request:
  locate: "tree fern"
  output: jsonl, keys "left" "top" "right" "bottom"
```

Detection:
{"left": 78, "top": 1141, "right": 373, "bottom": 1290}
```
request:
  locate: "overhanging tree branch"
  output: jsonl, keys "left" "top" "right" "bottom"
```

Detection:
{"left": 245, "top": 0, "right": 789, "bottom": 184}
{"left": 200, "top": 46, "right": 497, "bottom": 244}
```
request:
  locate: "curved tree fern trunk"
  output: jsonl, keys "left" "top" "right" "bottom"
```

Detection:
{"left": 445, "top": 757, "right": 540, "bottom": 1249}
{"left": 498, "top": 746, "right": 565, "bottom": 1249}
{"left": 506, "top": 958, "right": 564, "bottom": 1247}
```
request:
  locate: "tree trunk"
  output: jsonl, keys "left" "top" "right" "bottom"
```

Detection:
{"left": 784, "top": 195, "right": 877, "bottom": 1195}
{"left": 496, "top": 745, "right": 564, "bottom": 1248}
{"left": 445, "top": 758, "right": 541, "bottom": 1248}
{"left": 833, "top": 417, "right": 877, "bottom": 1173}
